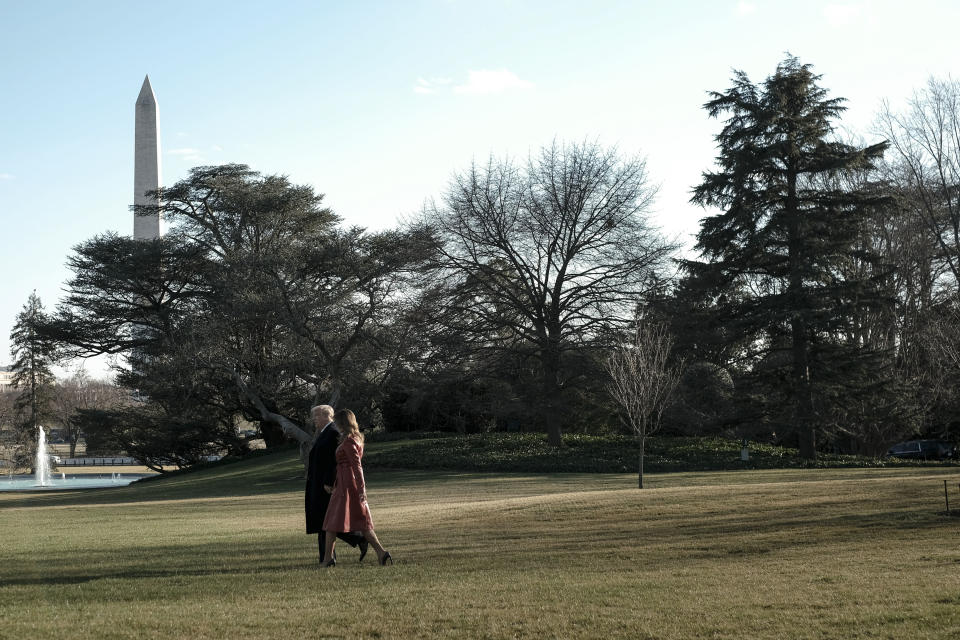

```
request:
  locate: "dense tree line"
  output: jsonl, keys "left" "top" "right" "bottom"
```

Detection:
{"left": 18, "top": 57, "right": 960, "bottom": 468}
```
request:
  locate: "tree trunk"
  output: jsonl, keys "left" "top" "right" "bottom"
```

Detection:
{"left": 233, "top": 371, "right": 312, "bottom": 461}
{"left": 542, "top": 339, "right": 564, "bottom": 447}
{"left": 546, "top": 421, "right": 563, "bottom": 447}
{"left": 787, "top": 167, "right": 817, "bottom": 461}
{"left": 259, "top": 421, "right": 287, "bottom": 448}
{"left": 326, "top": 381, "right": 342, "bottom": 409}
{"left": 638, "top": 437, "right": 646, "bottom": 489}
{"left": 792, "top": 316, "right": 817, "bottom": 460}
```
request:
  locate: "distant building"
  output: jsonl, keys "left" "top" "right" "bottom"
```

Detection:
{"left": 0, "top": 365, "right": 15, "bottom": 390}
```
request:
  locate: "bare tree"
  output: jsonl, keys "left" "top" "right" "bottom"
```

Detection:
{"left": 425, "top": 140, "right": 676, "bottom": 446}
{"left": 605, "top": 321, "right": 683, "bottom": 488}
{"left": 50, "top": 369, "right": 128, "bottom": 457}
{"left": 877, "top": 77, "right": 960, "bottom": 294}
{"left": 926, "top": 299, "right": 960, "bottom": 372}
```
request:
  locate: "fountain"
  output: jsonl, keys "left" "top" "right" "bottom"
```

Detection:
{"left": 35, "top": 425, "right": 51, "bottom": 487}
{"left": 0, "top": 426, "right": 150, "bottom": 492}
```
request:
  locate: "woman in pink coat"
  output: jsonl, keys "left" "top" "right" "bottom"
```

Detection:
{"left": 321, "top": 409, "right": 392, "bottom": 567}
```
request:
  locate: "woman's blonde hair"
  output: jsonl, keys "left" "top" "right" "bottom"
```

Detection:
{"left": 334, "top": 409, "right": 364, "bottom": 445}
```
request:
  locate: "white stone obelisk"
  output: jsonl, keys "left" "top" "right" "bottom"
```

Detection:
{"left": 134, "top": 75, "right": 161, "bottom": 239}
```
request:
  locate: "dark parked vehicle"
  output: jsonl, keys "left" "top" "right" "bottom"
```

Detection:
{"left": 885, "top": 440, "right": 957, "bottom": 461}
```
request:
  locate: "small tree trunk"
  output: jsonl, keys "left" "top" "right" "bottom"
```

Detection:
{"left": 547, "top": 423, "right": 563, "bottom": 447}
{"left": 793, "top": 322, "right": 816, "bottom": 460}
{"left": 793, "top": 335, "right": 816, "bottom": 460}
{"left": 638, "top": 437, "right": 645, "bottom": 489}
{"left": 797, "top": 417, "right": 816, "bottom": 460}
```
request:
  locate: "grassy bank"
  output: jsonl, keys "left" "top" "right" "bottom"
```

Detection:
{"left": 363, "top": 432, "right": 957, "bottom": 474}
{"left": 2, "top": 449, "right": 960, "bottom": 639}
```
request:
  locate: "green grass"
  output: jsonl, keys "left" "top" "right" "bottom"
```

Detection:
{"left": 2, "top": 447, "right": 960, "bottom": 639}
{"left": 363, "top": 432, "right": 958, "bottom": 473}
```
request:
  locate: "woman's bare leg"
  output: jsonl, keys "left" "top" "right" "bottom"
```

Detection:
{"left": 321, "top": 531, "right": 337, "bottom": 565}
{"left": 362, "top": 529, "right": 388, "bottom": 562}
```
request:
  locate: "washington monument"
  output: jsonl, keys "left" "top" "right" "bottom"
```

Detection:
{"left": 134, "top": 75, "right": 161, "bottom": 239}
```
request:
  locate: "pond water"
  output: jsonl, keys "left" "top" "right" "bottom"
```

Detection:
{"left": 0, "top": 473, "right": 149, "bottom": 491}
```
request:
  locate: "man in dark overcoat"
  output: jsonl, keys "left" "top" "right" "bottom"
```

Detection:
{"left": 305, "top": 404, "right": 368, "bottom": 563}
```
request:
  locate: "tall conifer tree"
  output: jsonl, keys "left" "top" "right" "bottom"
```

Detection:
{"left": 9, "top": 291, "right": 57, "bottom": 434}
{"left": 687, "top": 57, "right": 890, "bottom": 459}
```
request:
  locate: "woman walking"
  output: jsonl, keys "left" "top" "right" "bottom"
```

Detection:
{"left": 321, "top": 409, "right": 393, "bottom": 567}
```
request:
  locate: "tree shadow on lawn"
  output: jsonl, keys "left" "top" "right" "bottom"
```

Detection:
{"left": 0, "top": 537, "right": 312, "bottom": 589}
{"left": 0, "top": 453, "right": 307, "bottom": 510}
{"left": 0, "top": 464, "right": 618, "bottom": 511}
{"left": 0, "top": 470, "right": 435, "bottom": 511}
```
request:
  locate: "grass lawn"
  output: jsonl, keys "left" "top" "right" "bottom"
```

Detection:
{"left": 2, "top": 449, "right": 959, "bottom": 639}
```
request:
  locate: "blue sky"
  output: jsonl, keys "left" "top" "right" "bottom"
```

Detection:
{"left": 1, "top": 0, "right": 958, "bottom": 376}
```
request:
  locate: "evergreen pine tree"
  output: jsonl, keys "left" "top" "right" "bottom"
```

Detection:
{"left": 9, "top": 291, "right": 57, "bottom": 437}
{"left": 686, "top": 57, "right": 890, "bottom": 459}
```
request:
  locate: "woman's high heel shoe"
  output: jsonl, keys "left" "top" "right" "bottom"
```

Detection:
{"left": 379, "top": 551, "right": 393, "bottom": 566}
{"left": 323, "top": 558, "right": 336, "bottom": 568}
